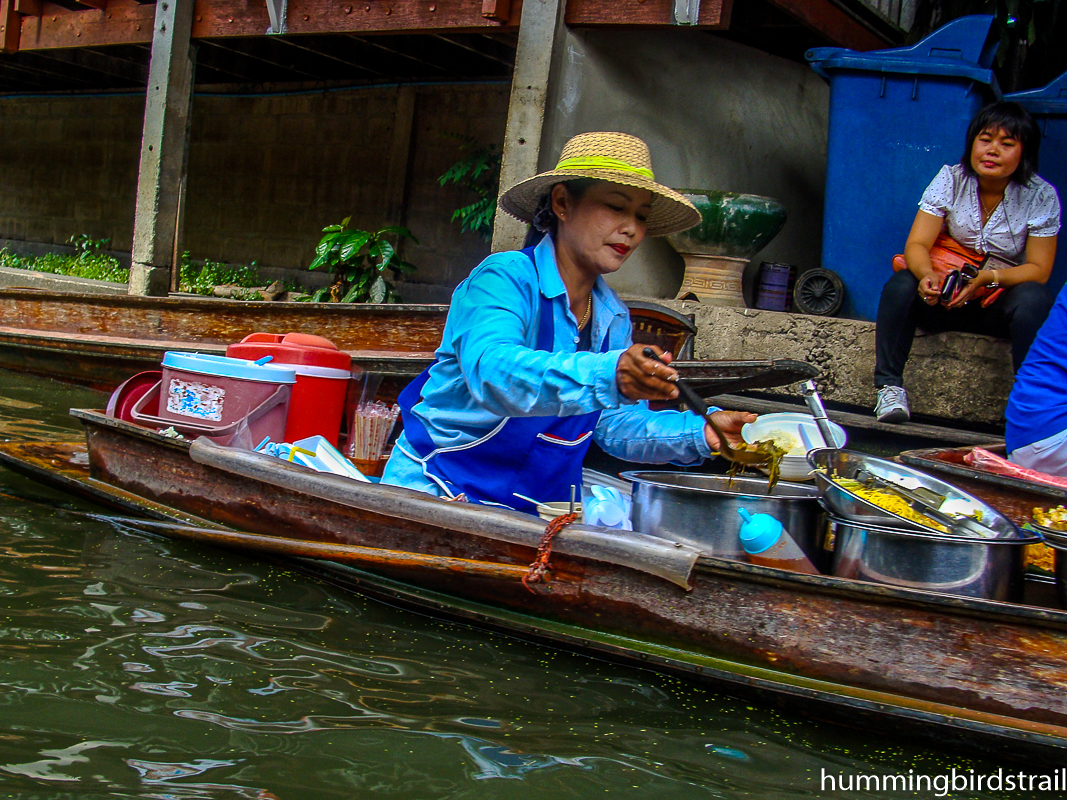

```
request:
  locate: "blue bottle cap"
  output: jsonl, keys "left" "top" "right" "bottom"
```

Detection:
{"left": 737, "top": 507, "right": 783, "bottom": 554}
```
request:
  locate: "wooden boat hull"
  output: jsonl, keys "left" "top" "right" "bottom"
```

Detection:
{"left": 0, "top": 288, "right": 816, "bottom": 398}
{"left": 2, "top": 412, "right": 1067, "bottom": 761}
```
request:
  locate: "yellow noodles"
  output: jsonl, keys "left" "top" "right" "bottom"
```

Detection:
{"left": 832, "top": 477, "right": 948, "bottom": 532}
{"left": 1034, "top": 505, "right": 1067, "bottom": 531}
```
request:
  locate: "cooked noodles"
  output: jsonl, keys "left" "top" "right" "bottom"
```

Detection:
{"left": 1034, "top": 505, "right": 1067, "bottom": 531}
{"left": 832, "top": 477, "right": 947, "bottom": 532}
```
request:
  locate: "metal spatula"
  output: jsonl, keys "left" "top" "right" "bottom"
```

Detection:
{"left": 643, "top": 348, "right": 772, "bottom": 468}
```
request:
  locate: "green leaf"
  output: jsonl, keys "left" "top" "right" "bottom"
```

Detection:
{"left": 315, "top": 232, "right": 341, "bottom": 258}
{"left": 369, "top": 275, "right": 387, "bottom": 303}
{"left": 377, "top": 225, "right": 414, "bottom": 239}
{"left": 309, "top": 252, "right": 329, "bottom": 270}
{"left": 310, "top": 286, "right": 331, "bottom": 303}
{"left": 339, "top": 231, "right": 371, "bottom": 262}
{"left": 375, "top": 241, "right": 395, "bottom": 269}
{"left": 340, "top": 283, "right": 364, "bottom": 303}
{"left": 390, "top": 259, "right": 416, "bottom": 274}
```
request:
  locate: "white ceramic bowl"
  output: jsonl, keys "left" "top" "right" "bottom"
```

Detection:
{"left": 536, "top": 501, "right": 582, "bottom": 522}
{"left": 741, "top": 412, "right": 847, "bottom": 482}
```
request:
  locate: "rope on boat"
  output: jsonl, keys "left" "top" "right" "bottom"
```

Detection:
{"left": 523, "top": 512, "right": 579, "bottom": 593}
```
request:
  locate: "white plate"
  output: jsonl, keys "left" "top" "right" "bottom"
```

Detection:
{"left": 741, "top": 412, "right": 847, "bottom": 482}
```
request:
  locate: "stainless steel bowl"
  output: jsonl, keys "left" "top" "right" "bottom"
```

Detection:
{"left": 623, "top": 471, "right": 825, "bottom": 565}
{"left": 828, "top": 514, "right": 1039, "bottom": 601}
{"left": 808, "top": 448, "right": 1020, "bottom": 538}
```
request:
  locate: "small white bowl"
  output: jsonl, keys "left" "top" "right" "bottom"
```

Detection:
{"left": 536, "top": 501, "right": 582, "bottom": 522}
{"left": 741, "top": 412, "right": 847, "bottom": 482}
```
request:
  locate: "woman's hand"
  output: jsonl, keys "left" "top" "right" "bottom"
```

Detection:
{"left": 943, "top": 272, "right": 986, "bottom": 309}
{"left": 616, "top": 344, "right": 680, "bottom": 402}
{"left": 917, "top": 274, "right": 942, "bottom": 306}
{"left": 703, "top": 410, "right": 758, "bottom": 452}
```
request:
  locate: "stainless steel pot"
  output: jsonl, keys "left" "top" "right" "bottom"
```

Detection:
{"left": 622, "top": 471, "right": 825, "bottom": 565}
{"left": 1035, "top": 524, "right": 1067, "bottom": 608}
{"left": 828, "top": 514, "right": 1039, "bottom": 601}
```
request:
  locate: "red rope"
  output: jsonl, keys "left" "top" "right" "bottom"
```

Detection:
{"left": 522, "top": 512, "right": 578, "bottom": 593}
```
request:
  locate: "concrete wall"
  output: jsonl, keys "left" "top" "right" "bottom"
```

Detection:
{"left": 0, "top": 82, "right": 508, "bottom": 300}
{"left": 540, "top": 29, "right": 829, "bottom": 301}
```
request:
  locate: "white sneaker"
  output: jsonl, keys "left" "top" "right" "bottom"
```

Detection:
{"left": 875, "top": 386, "right": 910, "bottom": 424}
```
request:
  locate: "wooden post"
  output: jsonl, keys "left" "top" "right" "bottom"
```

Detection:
{"left": 129, "top": 0, "right": 196, "bottom": 297}
{"left": 490, "top": 0, "right": 565, "bottom": 253}
{"left": 383, "top": 85, "right": 417, "bottom": 231}
{"left": 0, "top": 0, "right": 21, "bottom": 53}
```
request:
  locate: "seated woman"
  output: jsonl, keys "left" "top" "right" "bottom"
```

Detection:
{"left": 873, "top": 101, "right": 1060, "bottom": 423}
{"left": 1007, "top": 281, "right": 1067, "bottom": 476}
{"left": 381, "top": 131, "right": 756, "bottom": 512}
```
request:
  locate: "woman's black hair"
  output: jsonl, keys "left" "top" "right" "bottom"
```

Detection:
{"left": 521, "top": 179, "right": 597, "bottom": 248}
{"left": 961, "top": 101, "right": 1040, "bottom": 185}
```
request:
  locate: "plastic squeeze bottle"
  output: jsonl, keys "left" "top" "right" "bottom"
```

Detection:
{"left": 737, "top": 507, "right": 819, "bottom": 574}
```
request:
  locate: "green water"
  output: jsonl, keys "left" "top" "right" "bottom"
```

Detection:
{"left": 0, "top": 370, "right": 1047, "bottom": 798}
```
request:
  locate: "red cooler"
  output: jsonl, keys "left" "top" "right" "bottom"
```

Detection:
{"left": 227, "top": 332, "right": 352, "bottom": 445}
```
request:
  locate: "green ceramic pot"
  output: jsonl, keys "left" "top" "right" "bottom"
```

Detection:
{"left": 667, "top": 191, "right": 787, "bottom": 259}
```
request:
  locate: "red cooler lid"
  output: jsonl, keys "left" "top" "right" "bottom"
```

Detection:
{"left": 227, "top": 331, "right": 352, "bottom": 371}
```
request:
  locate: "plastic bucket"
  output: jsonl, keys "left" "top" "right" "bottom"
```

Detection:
{"left": 140, "top": 352, "right": 296, "bottom": 445}
{"left": 227, "top": 332, "right": 353, "bottom": 445}
{"left": 755, "top": 262, "right": 796, "bottom": 311}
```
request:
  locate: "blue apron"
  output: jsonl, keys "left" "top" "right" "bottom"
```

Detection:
{"left": 397, "top": 248, "right": 607, "bottom": 514}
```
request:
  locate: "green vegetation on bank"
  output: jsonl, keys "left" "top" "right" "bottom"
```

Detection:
{"left": 0, "top": 235, "right": 128, "bottom": 283}
{"left": 178, "top": 253, "right": 262, "bottom": 297}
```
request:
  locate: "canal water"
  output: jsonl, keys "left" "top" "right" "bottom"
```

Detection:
{"left": 0, "top": 369, "right": 1042, "bottom": 798}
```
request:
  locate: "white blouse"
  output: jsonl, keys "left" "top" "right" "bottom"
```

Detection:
{"left": 918, "top": 163, "right": 1061, "bottom": 262}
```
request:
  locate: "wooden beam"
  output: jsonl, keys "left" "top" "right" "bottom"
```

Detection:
{"left": 18, "top": 0, "right": 155, "bottom": 50}
{"left": 481, "top": 0, "right": 510, "bottom": 23}
{"left": 18, "top": 0, "right": 524, "bottom": 51}
{"left": 565, "top": 0, "right": 728, "bottom": 28}
{"left": 14, "top": 0, "right": 41, "bottom": 16}
{"left": 1, "top": 0, "right": 21, "bottom": 52}
{"left": 382, "top": 84, "right": 416, "bottom": 229}
{"left": 764, "top": 0, "right": 889, "bottom": 50}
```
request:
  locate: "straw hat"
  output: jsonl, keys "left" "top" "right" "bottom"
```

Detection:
{"left": 498, "top": 132, "right": 700, "bottom": 237}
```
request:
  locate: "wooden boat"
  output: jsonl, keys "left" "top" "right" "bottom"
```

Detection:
{"left": 0, "top": 287, "right": 816, "bottom": 398}
{"left": 2, "top": 409, "right": 1067, "bottom": 762}
{"left": 899, "top": 444, "right": 1067, "bottom": 528}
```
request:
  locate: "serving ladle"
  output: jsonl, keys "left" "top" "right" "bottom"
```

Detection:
{"left": 642, "top": 347, "right": 772, "bottom": 467}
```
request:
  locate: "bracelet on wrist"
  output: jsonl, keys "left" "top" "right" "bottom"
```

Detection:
{"left": 988, "top": 269, "right": 999, "bottom": 289}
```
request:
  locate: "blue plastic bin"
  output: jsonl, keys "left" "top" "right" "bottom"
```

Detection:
{"left": 807, "top": 15, "right": 1000, "bottom": 320}
{"left": 1006, "top": 71, "right": 1067, "bottom": 297}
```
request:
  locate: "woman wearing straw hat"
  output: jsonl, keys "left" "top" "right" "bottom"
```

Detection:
{"left": 381, "top": 131, "right": 756, "bottom": 512}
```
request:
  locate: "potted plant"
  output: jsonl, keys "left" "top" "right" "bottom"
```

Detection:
{"left": 308, "top": 218, "right": 417, "bottom": 303}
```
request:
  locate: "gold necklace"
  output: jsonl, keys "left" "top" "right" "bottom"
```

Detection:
{"left": 578, "top": 295, "right": 592, "bottom": 329}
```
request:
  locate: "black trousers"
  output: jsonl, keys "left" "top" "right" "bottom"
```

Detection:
{"left": 874, "top": 270, "right": 1054, "bottom": 388}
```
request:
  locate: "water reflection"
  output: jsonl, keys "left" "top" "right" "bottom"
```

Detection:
{"left": 0, "top": 370, "right": 1039, "bottom": 798}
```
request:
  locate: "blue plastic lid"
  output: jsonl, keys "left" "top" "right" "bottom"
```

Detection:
{"left": 807, "top": 15, "right": 998, "bottom": 84}
{"left": 1006, "top": 71, "right": 1067, "bottom": 115}
{"left": 737, "top": 507, "right": 783, "bottom": 554}
{"left": 162, "top": 352, "right": 297, "bottom": 383}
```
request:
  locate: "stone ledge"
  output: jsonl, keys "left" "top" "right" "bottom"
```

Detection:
{"left": 0, "top": 266, "right": 128, "bottom": 295}
{"left": 648, "top": 301, "right": 1014, "bottom": 426}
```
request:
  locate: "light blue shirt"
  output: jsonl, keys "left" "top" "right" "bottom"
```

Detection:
{"left": 381, "top": 235, "right": 712, "bottom": 496}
